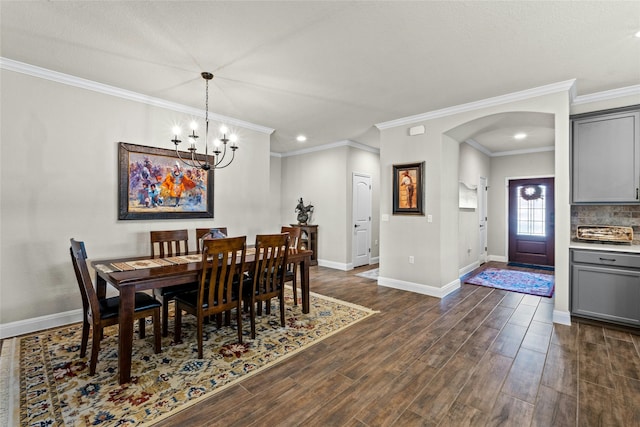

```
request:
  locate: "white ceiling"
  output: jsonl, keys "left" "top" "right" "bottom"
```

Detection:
{"left": 1, "top": 1, "right": 639, "bottom": 154}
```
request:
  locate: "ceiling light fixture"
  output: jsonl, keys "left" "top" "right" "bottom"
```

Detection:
{"left": 171, "top": 72, "right": 238, "bottom": 171}
{"left": 635, "top": 30, "right": 640, "bottom": 38}
{"left": 296, "top": 135, "right": 307, "bottom": 142}
{"left": 514, "top": 132, "right": 527, "bottom": 140}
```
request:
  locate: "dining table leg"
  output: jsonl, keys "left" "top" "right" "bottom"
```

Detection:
{"left": 118, "top": 285, "right": 135, "bottom": 384}
{"left": 300, "top": 255, "right": 310, "bottom": 314}
{"left": 95, "top": 272, "right": 107, "bottom": 300}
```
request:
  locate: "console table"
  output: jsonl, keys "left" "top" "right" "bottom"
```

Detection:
{"left": 291, "top": 224, "right": 318, "bottom": 265}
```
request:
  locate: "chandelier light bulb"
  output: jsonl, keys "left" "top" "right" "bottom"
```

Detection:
{"left": 172, "top": 126, "right": 181, "bottom": 136}
{"left": 230, "top": 134, "right": 238, "bottom": 143}
{"left": 190, "top": 121, "right": 198, "bottom": 131}
{"left": 220, "top": 125, "right": 229, "bottom": 134}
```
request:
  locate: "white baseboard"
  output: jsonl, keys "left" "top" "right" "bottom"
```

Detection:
{"left": 370, "top": 256, "right": 379, "bottom": 264}
{"left": 0, "top": 309, "right": 82, "bottom": 339}
{"left": 377, "top": 276, "right": 460, "bottom": 298}
{"left": 317, "top": 259, "right": 350, "bottom": 271}
{"left": 553, "top": 310, "right": 572, "bottom": 326}
{"left": 459, "top": 261, "right": 480, "bottom": 277}
{"left": 488, "top": 255, "right": 508, "bottom": 263}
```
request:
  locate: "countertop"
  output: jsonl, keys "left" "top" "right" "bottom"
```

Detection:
{"left": 569, "top": 240, "right": 640, "bottom": 254}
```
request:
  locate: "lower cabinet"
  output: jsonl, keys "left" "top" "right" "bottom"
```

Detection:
{"left": 571, "top": 249, "right": 640, "bottom": 327}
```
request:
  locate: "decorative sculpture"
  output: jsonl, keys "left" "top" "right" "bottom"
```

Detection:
{"left": 295, "top": 198, "right": 314, "bottom": 225}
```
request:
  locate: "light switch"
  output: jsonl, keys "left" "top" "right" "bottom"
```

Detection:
{"left": 427, "top": 214, "right": 433, "bottom": 223}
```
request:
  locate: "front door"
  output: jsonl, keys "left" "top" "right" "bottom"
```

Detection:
{"left": 352, "top": 173, "right": 372, "bottom": 268}
{"left": 508, "top": 177, "right": 555, "bottom": 266}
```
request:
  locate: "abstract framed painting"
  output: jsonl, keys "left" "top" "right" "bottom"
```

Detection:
{"left": 118, "top": 142, "right": 214, "bottom": 220}
{"left": 392, "top": 161, "right": 424, "bottom": 215}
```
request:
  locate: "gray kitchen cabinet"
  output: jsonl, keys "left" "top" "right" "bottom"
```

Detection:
{"left": 571, "top": 108, "right": 640, "bottom": 203}
{"left": 570, "top": 249, "right": 640, "bottom": 327}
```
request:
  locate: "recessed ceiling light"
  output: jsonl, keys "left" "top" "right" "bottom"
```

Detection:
{"left": 514, "top": 132, "right": 527, "bottom": 140}
{"left": 296, "top": 135, "right": 307, "bottom": 142}
{"left": 635, "top": 30, "right": 640, "bottom": 38}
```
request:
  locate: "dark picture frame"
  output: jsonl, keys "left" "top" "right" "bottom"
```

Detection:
{"left": 392, "top": 162, "right": 424, "bottom": 215}
{"left": 118, "top": 142, "right": 214, "bottom": 220}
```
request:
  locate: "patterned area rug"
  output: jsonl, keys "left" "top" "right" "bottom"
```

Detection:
{"left": 0, "top": 288, "right": 377, "bottom": 426}
{"left": 464, "top": 268, "right": 555, "bottom": 297}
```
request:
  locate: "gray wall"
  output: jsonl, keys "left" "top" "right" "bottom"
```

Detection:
{"left": 279, "top": 144, "right": 380, "bottom": 269}
{"left": 0, "top": 70, "right": 277, "bottom": 326}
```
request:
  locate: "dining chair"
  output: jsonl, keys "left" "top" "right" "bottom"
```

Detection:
{"left": 243, "top": 233, "right": 290, "bottom": 339}
{"left": 70, "top": 238, "right": 161, "bottom": 375}
{"left": 174, "top": 236, "right": 247, "bottom": 358}
{"left": 195, "top": 227, "right": 229, "bottom": 253}
{"left": 150, "top": 229, "right": 196, "bottom": 336}
{"left": 281, "top": 226, "right": 302, "bottom": 305}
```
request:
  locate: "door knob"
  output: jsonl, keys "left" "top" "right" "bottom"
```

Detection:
{"left": 354, "top": 224, "right": 361, "bottom": 228}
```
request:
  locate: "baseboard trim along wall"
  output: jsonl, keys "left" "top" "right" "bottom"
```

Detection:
{"left": 318, "top": 259, "right": 350, "bottom": 271}
{"left": 488, "top": 255, "right": 508, "bottom": 263}
{"left": 0, "top": 309, "right": 82, "bottom": 339}
{"left": 377, "top": 276, "right": 460, "bottom": 298}
{"left": 459, "top": 261, "right": 481, "bottom": 277}
{"left": 553, "top": 310, "right": 572, "bottom": 326}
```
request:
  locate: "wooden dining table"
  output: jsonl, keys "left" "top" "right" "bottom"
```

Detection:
{"left": 92, "top": 247, "right": 313, "bottom": 384}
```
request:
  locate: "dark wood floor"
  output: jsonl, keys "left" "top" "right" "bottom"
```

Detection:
{"left": 151, "top": 261, "right": 639, "bottom": 426}
{"left": 4, "top": 262, "right": 638, "bottom": 426}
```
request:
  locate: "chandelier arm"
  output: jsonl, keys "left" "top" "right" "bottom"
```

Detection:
{"left": 214, "top": 149, "right": 236, "bottom": 169}
{"left": 214, "top": 143, "right": 229, "bottom": 167}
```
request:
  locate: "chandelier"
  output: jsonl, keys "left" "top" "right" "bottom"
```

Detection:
{"left": 171, "top": 72, "right": 238, "bottom": 171}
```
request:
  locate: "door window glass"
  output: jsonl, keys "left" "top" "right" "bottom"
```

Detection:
{"left": 517, "top": 184, "right": 546, "bottom": 236}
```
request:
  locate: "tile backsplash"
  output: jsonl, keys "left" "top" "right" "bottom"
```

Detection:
{"left": 571, "top": 205, "right": 640, "bottom": 244}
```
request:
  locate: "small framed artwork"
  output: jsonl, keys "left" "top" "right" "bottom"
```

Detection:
{"left": 118, "top": 142, "right": 214, "bottom": 220}
{"left": 393, "top": 162, "right": 424, "bottom": 215}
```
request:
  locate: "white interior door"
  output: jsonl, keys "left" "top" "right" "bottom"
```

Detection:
{"left": 352, "top": 173, "right": 371, "bottom": 268}
{"left": 479, "top": 176, "right": 488, "bottom": 264}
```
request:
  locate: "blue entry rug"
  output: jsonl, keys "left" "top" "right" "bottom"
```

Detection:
{"left": 464, "top": 268, "right": 554, "bottom": 297}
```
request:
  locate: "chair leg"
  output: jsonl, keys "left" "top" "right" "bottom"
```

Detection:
{"left": 80, "top": 320, "right": 90, "bottom": 358}
{"left": 292, "top": 266, "right": 298, "bottom": 306}
{"left": 197, "top": 313, "right": 204, "bottom": 359}
{"left": 249, "top": 298, "right": 256, "bottom": 339}
{"left": 174, "top": 304, "right": 182, "bottom": 343}
{"left": 138, "top": 317, "right": 146, "bottom": 339}
{"left": 153, "top": 310, "right": 161, "bottom": 354}
{"left": 162, "top": 299, "right": 170, "bottom": 337}
{"left": 236, "top": 305, "right": 243, "bottom": 344}
{"left": 266, "top": 299, "right": 271, "bottom": 315}
{"left": 89, "top": 327, "right": 101, "bottom": 375}
{"left": 279, "top": 294, "right": 286, "bottom": 327}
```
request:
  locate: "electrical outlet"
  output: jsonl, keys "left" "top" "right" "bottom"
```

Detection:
{"left": 427, "top": 214, "right": 433, "bottom": 223}
{"left": 409, "top": 256, "right": 414, "bottom": 264}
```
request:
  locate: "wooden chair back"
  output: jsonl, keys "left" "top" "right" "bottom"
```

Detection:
{"left": 195, "top": 227, "right": 229, "bottom": 253}
{"left": 250, "top": 233, "right": 290, "bottom": 297}
{"left": 200, "top": 236, "right": 247, "bottom": 315}
{"left": 280, "top": 226, "right": 302, "bottom": 249}
{"left": 70, "top": 238, "right": 100, "bottom": 323}
{"left": 150, "top": 229, "right": 189, "bottom": 257}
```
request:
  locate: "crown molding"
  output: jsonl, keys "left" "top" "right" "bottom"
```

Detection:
{"left": 464, "top": 139, "right": 492, "bottom": 157}
{"left": 0, "top": 57, "right": 275, "bottom": 135}
{"left": 375, "top": 79, "right": 577, "bottom": 130}
{"left": 491, "top": 146, "right": 555, "bottom": 157}
{"left": 572, "top": 84, "right": 640, "bottom": 106}
{"left": 464, "top": 139, "right": 554, "bottom": 158}
{"left": 273, "top": 139, "right": 379, "bottom": 158}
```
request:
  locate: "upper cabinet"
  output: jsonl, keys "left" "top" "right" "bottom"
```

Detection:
{"left": 571, "top": 106, "right": 640, "bottom": 204}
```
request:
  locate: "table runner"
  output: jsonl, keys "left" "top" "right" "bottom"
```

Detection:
{"left": 94, "top": 248, "right": 257, "bottom": 273}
